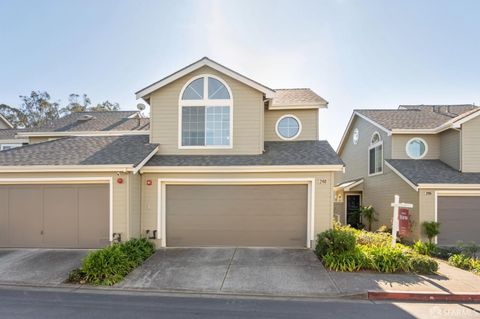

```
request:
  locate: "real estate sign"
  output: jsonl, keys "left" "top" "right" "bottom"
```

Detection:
{"left": 398, "top": 208, "right": 410, "bottom": 237}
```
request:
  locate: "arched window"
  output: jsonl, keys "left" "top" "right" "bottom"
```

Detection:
{"left": 179, "top": 75, "right": 233, "bottom": 147}
{"left": 368, "top": 131, "right": 383, "bottom": 175}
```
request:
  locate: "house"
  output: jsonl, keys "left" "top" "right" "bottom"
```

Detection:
{"left": 0, "top": 57, "right": 343, "bottom": 249}
{"left": 335, "top": 104, "right": 480, "bottom": 245}
{"left": 0, "top": 114, "right": 27, "bottom": 150}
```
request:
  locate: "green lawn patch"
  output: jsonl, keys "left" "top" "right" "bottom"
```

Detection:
{"left": 68, "top": 238, "right": 155, "bottom": 286}
{"left": 315, "top": 224, "right": 438, "bottom": 274}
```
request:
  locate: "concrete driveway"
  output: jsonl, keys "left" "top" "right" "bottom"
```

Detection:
{"left": 117, "top": 248, "right": 340, "bottom": 297}
{"left": 0, "top": 249, "right": 88, "bottom": 285}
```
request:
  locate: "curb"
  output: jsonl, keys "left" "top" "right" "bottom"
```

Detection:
{"left": 368, "top": 291, "right": 480, "bottom": 302}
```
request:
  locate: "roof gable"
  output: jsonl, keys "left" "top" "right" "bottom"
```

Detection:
{"left": 0, "top": 114, "right": 13, "bottom": 129}
{"left": 136, "top": 57, "right": 276, "bottom": 100}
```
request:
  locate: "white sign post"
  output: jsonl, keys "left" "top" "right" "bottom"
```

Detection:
{"left": 390, "top": 195, "right": 413, "bottom": 247}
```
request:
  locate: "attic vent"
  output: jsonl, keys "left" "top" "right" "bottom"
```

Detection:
{"left": 78, "top": 115, "right": 94, "bottom": 121}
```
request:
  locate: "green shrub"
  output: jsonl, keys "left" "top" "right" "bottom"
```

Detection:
{"left": 358, "top": 205, "right": 377, "bottom": 231}
{"left": 119, "top": 238, "right": 155, "bottom": 266}
{"left": 363, "top": 245, "right": 410, "bottom": 273}
{"left": 457, "top": 241, "right": 480, "bottom": 259}
{"left": 422, "top": 221, "right": 440, "bottom": 244}
{"left": 356, "top": 230, "right": 391, "bottom": 247}
{"left": 413, "top": 241, "right": 437, "bottom": 256}
{"left": 448, "top": 254, "right": 471, "bottom": 270}
{"left": 322, "top": 248, "right": 367, "bottom": 272}
{"left": 315, "top": 228, "right": 356, "bottom": 257}
{"left": 67, "top": 268, "right": 86, "bottom": 284}
{"left": 406, "top": 253, "right": 439, "bottom": 274}
{"left": 376, "top": 225, "right": 392, "bottom": 233}
{"left": 432, "top": 246, "right": 462, "bottom": 260}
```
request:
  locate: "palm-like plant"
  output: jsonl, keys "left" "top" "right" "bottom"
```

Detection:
{"left": 422, "top": 221, "right": 440, "bottom": 244}
{"left": 359, "top": 205, "right": 377, "bottom": 231}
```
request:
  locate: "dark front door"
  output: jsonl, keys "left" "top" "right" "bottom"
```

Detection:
{"left": 346, "top": 195, "right": 361, "bottom": 227}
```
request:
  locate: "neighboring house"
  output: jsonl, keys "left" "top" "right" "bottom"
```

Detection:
{"left": 0, "top": 57, "right": 343, "bottom": 249}
{"left": 0, "top": 114, "right": 27, "bottom": 151}
{"left": 335, "top": 104, "right": 480, "bottom": 245}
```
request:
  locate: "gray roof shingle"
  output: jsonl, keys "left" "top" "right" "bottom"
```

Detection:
{"left": 24, "top": 111, "right": 149, "bottom": 133}
{"left": 356, "top": 105, "right": 478, "bottom": 130}
{"left": 0, "top": 129, "right": 23, "bottom": 140}
{"left": 0, "top": 135, "right": 158, "bottom": 167}
{"left": 272, "top": 89, "right": 328, "bottom": 107}
{"left": 387, "top": 159, "right": 480, "bottom": 185}
{"left": 146, "top": 141, "right": 343, "bottom": 166}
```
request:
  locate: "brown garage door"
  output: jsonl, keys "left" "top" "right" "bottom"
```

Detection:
{"left": 0, "top": 184, "right": 109, "bottom": 248}
{"left": 437, "top": 196, "right": 480, "bottom": 245}
{"left": 166, "top": 184, "right": 308, "bottom": 247}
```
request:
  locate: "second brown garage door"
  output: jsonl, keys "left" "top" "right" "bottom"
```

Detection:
{"left": 0, "top": 184, "right": 109, "bottom": 248}
{"left": 437, "top": 196, "right": 480, "bottom": 245}
{"left": 166, "top": 184, "right": 308, "bottom": 247}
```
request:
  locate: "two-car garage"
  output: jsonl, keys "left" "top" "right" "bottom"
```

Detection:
{"left": 0, "top": 183, "right": 110, "bottom": 248}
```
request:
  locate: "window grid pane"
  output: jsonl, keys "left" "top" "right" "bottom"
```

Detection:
{"left": 182, "top": 78, "right": 204, "bottom": 100}
{"left": 278, "top": 117, "right": 300, "bottom": 138}
{"left": 206, "top": 106, "right": 230, "bottom": 145}
{"left": 208, "top": 77, "right": 230, "bottom": 99}
{"left": 182, "top": 106, "right": 205, "bottom": 146}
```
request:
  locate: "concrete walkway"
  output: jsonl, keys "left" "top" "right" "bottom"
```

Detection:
{"left": 0, "top": 249, "right": 88, "bottom": 285}
{"left": 117, "top": 248, "right": 340, "bottom": 297}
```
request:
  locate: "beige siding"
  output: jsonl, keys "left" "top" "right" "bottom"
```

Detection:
{"left": 391, "top": 134, "right": 440, "bottom": 159}
{"left": 461, "top": 116, "right": 480, "bottom": 172}
{"left": 439, "top": 129, "right": 461, "bottom": 170}
{"left": 141, "top": 171, "right": 335, "bottom": 247}
{"left": 0, "top": 171, "right": 139, "bottom": 242}
{"left": 149, "top": 66, "right": 264, "bottom": 155}
{"left": 338, "top": 116, "right": 392, "bottom": 182}
{"left": 128, "top": 173, "right": 142, "bottom": 239}
{"left": 264, "top": 109, "right": 318, "bottom": 141}
{"left": 0, "top": 121, "right": 9, "bottom": 129}
{"left": 29, "top": 137, "right": 54, "bottom": 144}
{"left": 362, "top": 165, "right": 419, "bottom": 239}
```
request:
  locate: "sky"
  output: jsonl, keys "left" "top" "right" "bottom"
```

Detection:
{"left": 1, "top": 0, "right": 479, "bottom": 148}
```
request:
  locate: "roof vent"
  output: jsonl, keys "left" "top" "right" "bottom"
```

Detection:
{"left": 78, "top": 114, "right": 94, "bottom": 121}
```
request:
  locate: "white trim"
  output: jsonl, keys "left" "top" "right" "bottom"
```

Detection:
{"left": 345, "top": 193, "right": 362, "bottom": 226}
{"left": 0, "top": 177, "right": 114, "bottom": 242}
{"left": 178, "top": 74, "right": 233, "bottom": 149}
{"left": 0, "top": 165, "right": 133, "bottom": 173}
{"left": 384, "top": 161, "right": 419, "bottom": 191}
{"left": 405, "top": 137, "right": 428, "bottom": 159}
{"left": 344, "top": 179, "right": 364, "bottom": 191}
{"left": 0, "top": 139, "right": 28, "bottom": 144}
{"left": 418, "top": 184, "right": 480, "bottom": 189}
{"left": 156, "top": 178, "right": 316, "bottom": 248}
{"left": 16, "top": 131, "right": 148, "bottom": 138}
{"left": 434, "top": 190, "right": 480, "bottom": 244}
{"left": 275, "top": 114, "right": 302, "bottom": 141}
{"left": 141, "top": 165, "right": 344, "bottom": 173}
{"left": 0, "top": 114, "right": 13, "bottom": 129}
{"left": 136, "top": 57, "right": 276, "bottom": 99}
{"left": 0, "top": 143, "right": 23, "bottom": 151}
{"left": 368, "top": 133, "right": 383, "bottom": 176}
{"left": 451, "top": 108, "right": 480, "bottom": 128}
{"left": 132, "top": 147, "right": 159, "bottom": 174}
{"left": 269, "top": 104, "right": 326, "bottom": 110}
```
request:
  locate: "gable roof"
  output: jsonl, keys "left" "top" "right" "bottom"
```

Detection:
{"left": 0, "top": 135, "right": 158, "bottom": 172}
{"left": 144, "top": 140, "right": 343, "bottom": 168}
{"left": 386, "top": 159, "right": 480, "bottom": 189}
{"left": 17, "top": 111, "right": 149, "bottom": 137}
{"left": 136, "top": 57, "right": 276, "bottom": 100}
{"left": 337, "top": 104, "right": 479, "bottom": 154}
{"left": 270, "top": 89, "right": 328, "bottom": 109}
{"left": 0, "top": 114, "right": 13, "bottom": 129}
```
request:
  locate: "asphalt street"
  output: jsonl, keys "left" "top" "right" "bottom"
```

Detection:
{"left": 0, "top": 287, "right": 479, "bottom": 319}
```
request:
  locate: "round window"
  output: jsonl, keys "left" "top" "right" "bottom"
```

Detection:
{"left": 276, "top": 115, "right": 301, "bottom": 140}
{"left": 406, "top": 138, "right": 428, "bottom": 159}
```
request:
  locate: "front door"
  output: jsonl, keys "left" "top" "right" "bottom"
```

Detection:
{"left": 346, "top": 194, "right": 361, "bottom": 227}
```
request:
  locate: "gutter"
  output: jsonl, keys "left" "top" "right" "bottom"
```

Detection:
{"left": 140, "top": 164, "right": 345, "bottom": 174}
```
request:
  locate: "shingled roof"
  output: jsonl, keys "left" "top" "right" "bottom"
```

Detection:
{"left": 387, "top": 159, "right": 480, "bottom": 186}
{"left": 22, "top": 111, "right": 149, "bottom": 133}
{"left": 0, "top": 135, "right": 158, "bottom": 167}
{"left": 145, "top": 140, "right": 343, "bottom": 167}
{"left": 356, "top": 105, "right": 478, "bottom": 130}
{"left": 271, "top": 89, "right": 328, "bottom": 108}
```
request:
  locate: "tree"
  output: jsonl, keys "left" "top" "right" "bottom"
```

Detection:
{"left": 422, "top": 221, "right": 440, "bottom": 244}
{"left": 61, "top": 93, "right": 91, "bottom": 114}
{"left": 359, "top": 205, "right": 377, "bottom": 231}
{"left": 89, "top": 100, "right": 120, "bottom": 112}
{"left": 18, "top": 91, "right": 61, "bottom": 128}
{"left": 0, "top": 103, "right": 28, "bottom": 128}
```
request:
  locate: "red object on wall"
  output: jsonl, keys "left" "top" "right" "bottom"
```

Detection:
{"left": 399, "top": 208, "right": 410, "bottom": 237}
{"left": 117, "top": 178, "right": 124, "bottom": 184}
{"left": 146, "top": 180, "right": 153, "bottom": 186}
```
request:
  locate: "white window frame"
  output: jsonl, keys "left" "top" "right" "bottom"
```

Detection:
{"left": 368, "top": 131, "right": 383, "bottom": 176}
{"left": 275, "top": 114, "right": 302, "bottom": 141}
{"left": 405, "top": 137, "right": 428, "bottom": 159}
{"left": 178, "top": 74, "right": 233, "bottom": 149}
{"left": 0, "top": 144, "right": 23, "bottom": 151}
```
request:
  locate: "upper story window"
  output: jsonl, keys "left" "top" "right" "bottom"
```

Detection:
{"left": 179, "top": 75, "right": 233, "bottom": 148}
{"left": 353, "top": 128, "right": 359, "bottom": 145}
{"left": 406, "top": 137, "right": 428, "bottom": 159}
{"left": 276, "top": 114, "right": 302, "bottom": 140}
{"left": 368, "top": 132, "right": 383, "bottom": 176}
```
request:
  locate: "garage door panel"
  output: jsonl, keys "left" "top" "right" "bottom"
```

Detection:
{"left": 8, "top": 187, "right": 43, "bottom": 247}
{"left": 166, "top": 184, "right": 308, "bottom": 247}
{"left": 438, "top": 196, "right": 480, "bottom": 245}
{"left": 78, "top": 185, "right": 109, "bottom": 248}
{"left": 43, "top": 187, "right": 78, "bottom": 247}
